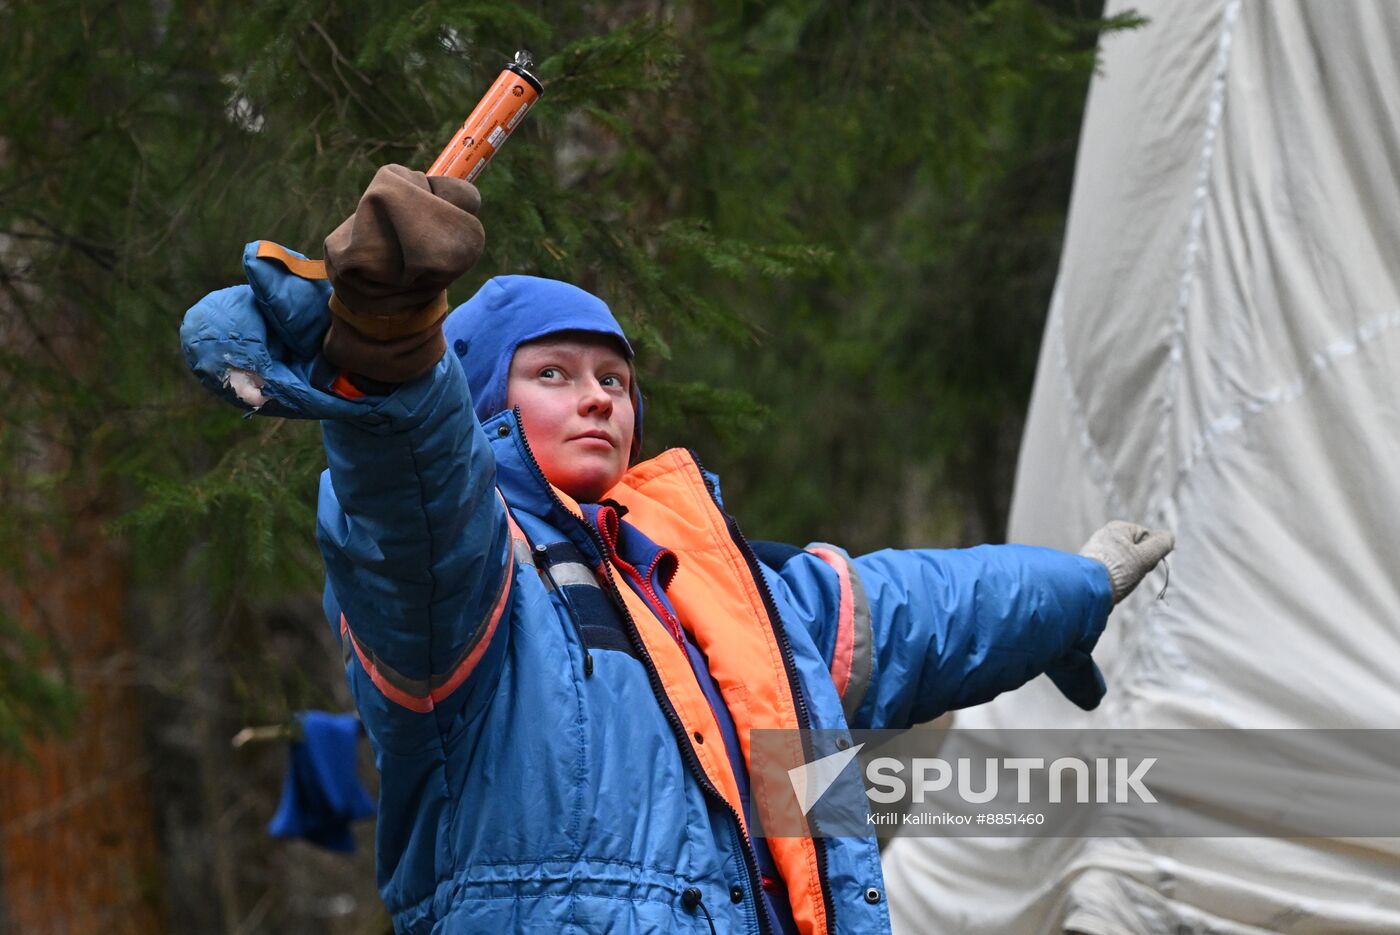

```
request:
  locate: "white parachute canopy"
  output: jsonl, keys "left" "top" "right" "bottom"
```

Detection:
{"left": 882, "top": 1, "right": 1400, "bottom": 932}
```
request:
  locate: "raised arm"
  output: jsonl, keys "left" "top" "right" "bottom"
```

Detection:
{"left": 180, "top": 167, "right": 514, "bottom": 754}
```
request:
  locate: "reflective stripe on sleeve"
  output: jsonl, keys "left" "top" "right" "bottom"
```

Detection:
{"left": 806, "top": 543, "right": 873, "bottom": 725}
{"left": 340, "top": 493, "right": 522, "bottom": 713}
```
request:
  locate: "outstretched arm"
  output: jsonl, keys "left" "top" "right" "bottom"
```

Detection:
{"left": 759, "top": 525, "right": 1170, "bottom": 731}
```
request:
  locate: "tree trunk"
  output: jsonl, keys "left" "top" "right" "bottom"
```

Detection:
{"left": 0, "top": 513, "right": 166, "bottom": 934}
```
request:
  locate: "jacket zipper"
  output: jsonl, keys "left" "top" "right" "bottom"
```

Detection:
{"left": 689, "top": 449, "right": 838, "bottom": 935}
{"left": 590, "top": 506, "right": 685, "bottom": 647}
{"left": 596, "top": 547, "right": 772, "bottom": 935}
{"left": 510, "top": 415, "right": 773, "bottom": 935}
{"left": 611, "top": 549, "right": 686, "bottom": 648}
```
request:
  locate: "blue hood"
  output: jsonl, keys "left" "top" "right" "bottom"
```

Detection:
{"left": 444, "top": 275, "right": 642, "bottom": 461}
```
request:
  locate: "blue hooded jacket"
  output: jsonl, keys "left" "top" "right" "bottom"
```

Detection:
{"left": 180, "top": 243, "right": 1114, "bottom": 934}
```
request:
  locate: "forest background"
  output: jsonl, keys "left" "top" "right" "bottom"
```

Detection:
{"left": 0, "top": 1, "right": 1141, "bottom": 931}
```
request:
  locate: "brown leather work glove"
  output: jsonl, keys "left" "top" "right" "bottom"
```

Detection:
{"left": 322, "top": 164, "right": 485, "bottom": 383}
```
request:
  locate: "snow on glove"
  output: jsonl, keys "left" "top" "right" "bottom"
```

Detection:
{"left": 1078, "top": 520, "right": 1175, "bottom": 604}
{"left": 181, "top": 242, "right": 346, "bottom": 420}
{"left": 182, "top": 241, "right": 438, "bottom": 425}
{"left": 322, "top": 164, "right": 484, "bottom": 383}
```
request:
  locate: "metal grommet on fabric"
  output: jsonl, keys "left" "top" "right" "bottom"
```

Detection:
{"left": 729, "top": 885, "right": 744, "bottom": 903}
{"left": 496, "top": 423, "right": 510, "bottom": 437}
{"left": 864, "top": 886, "right": 882, "bottom": 904}
{"left": 681, "top": 887, "right": 702, "bottom": 909}
{"left": 453, "top": 339, "right": 467, "bottom": 356}
{"left": 836, "top": 736, "right": 851, "bottom": 751}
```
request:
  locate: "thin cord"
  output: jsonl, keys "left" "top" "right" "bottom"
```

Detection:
{"left": 696, "top": 897, "right": 717, "bottom": 935}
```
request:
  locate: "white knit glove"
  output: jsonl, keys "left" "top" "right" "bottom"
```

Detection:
{"left": 1078, "top": 521, "right": 1174, "bottom": 604}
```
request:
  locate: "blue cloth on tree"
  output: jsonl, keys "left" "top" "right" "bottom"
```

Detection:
{"left": 268, "top": 710, "right": 375, "bottom": 852}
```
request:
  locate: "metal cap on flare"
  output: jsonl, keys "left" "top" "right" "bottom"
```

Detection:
{"left": 506, "top": 49, "right": 543, "bottom": 95}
